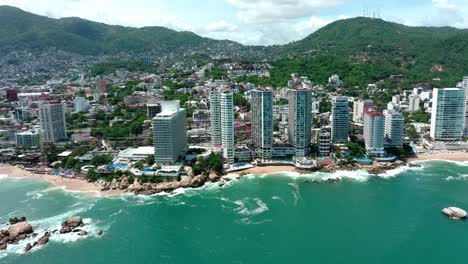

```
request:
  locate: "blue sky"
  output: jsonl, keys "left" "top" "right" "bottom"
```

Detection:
{"left": 1, "top": 0, "right": 467, "bottom": 45}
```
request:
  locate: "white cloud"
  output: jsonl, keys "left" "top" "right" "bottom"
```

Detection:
{"left": 227, "top": 0, "right": 348, "bottom": 23}
{"left": 432, "top": 0, "right": 456, "bottom": 9}
{"left": 423, "top": 0, "right": 464, "bottom": 27}
{"left": 205, "top": 20, "right": 238, "bottom": 33}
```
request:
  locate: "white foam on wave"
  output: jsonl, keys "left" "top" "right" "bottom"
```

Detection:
{"left": 416, "top": 159, "right": 468, "bottom": 167}
{"left": 233, "top": 198, "right": 269, "bottom": 216}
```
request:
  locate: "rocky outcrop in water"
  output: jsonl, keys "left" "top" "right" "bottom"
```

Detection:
{"left": 0, "top": 215, "right": 94, "bottom": 253}
{"left": 9, "top": 216, "right": 27, "bottom": 225}
{"left": 0, "top": 220, "right": 33, "bottom": 250}
{"left": 60, "top": 216, "right": 84, "bottom": 234}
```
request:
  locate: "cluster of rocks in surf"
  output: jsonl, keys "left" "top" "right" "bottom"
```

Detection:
{"left": 1, "top": 216, "right": 103, "bottom": 253}
{"left": 102, "top": 173, "right": 228, "bottom": 196}
{"left": 98, "top": 160, "right": 415, "bottom": 196}
{"left": 319, "top": 160, "right": 407, "bottom": 175}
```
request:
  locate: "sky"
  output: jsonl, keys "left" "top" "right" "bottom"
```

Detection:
{"left": 1, "top": 0, "right": 468, "bottom": 45}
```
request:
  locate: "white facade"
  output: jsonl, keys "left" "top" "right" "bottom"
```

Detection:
{"left": 73, "top": 97, "right": 90, "bottom": 113}
{"left": 430, "top": 88, "right": 464, "bottom": 141}
{"left": 251, "top": 89, "right": 273, "bottom": 160}
{"left": 331, "top": 96, "right": 349, "bottom": 144}
{"left": 288, "top": 88, "right": 312, "bottom": 158}
{"left": 210, "top": 91, "right": 222, "bottom": 145}
{"left": 153, "top": 101, "right": 187, "bottom": 164}
{"left": 463, "top": 77, "right": 468, "bottom": 137}
{"left": 408, "top": 95, "right": 420, "bottom": 112}
{"left": 39, "top": 103, "right": 68, "bottom": 143}
{"left": 220, "top": 91, "right": 235, "bottom": 164}
{"left": 364, "top": 107, "right": 385, "bottom": 156}
{"left": 353, "top": 99, "right": 373, "bottom": 124}
{"left": 383, "top": 110, "right": 404, "bottom": 147}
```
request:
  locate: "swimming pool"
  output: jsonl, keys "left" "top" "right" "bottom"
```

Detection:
{"left": 108, "top": 164, "right": 129, "bottom": 170}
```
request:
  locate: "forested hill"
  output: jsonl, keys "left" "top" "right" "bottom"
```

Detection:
{"left": 262, "top": 17, "right": 468, "bottom": 87}
{"left": 0, "top": 5, "right": 249, "bottom": 56}
{"left": 2, "top": 5, "right": 468, "bottom": 85}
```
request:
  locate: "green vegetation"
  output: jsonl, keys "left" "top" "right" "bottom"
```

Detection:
{"left": 89, "top": 61, "right": 157, "bottom": 76}
{"left": 192, "top": 153, "right": 224, "bottom": 176}
{"left": 0, "top": 6, "right": 235, "bottom": 56}
{"left": 346, "top": 142, "right": 366, "bottom": 158}
{"left": 90, "top": 154, "right": 113, "bottom": 166}
{"left": 234, "top": 93, "right": 250, "bottom": 110}
{"left": 404, "top": 110, "right": 431, "bottom": 124}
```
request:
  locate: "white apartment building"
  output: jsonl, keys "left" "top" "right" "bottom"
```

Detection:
{"left": 383, "top": 110, "right": 404, "bottom": 147}
{"left": 39, "top": 102, "right": 68, "bottom": 143}
{"left": 251, "top": 89, "right": 273, "bottom": 160}
{"left": 353, "top": 99, "right": 373, "bottom": 124}
{"left": 73, "top": 97, "right": 90, "bottom": 113}
{"left": 288, "top": 88, "right": 312, "bottom": 158}
{"left": 220, "top": 90, "right": 235, "bottom": 164}
{"left": 153, "top": 101, "right": 187, "bottom": 164}
{"left": 364, "top": 106, "right": 385, "bottom": 156}
{"left": 408, "top": 94, "right": 420, "bottom": 112}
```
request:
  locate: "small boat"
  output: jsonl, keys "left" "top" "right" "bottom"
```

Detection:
{"left": 442, "top": 207, "right": 467, "bottom": 220}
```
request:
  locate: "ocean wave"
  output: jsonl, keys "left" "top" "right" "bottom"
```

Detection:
{"left": 416, "top": 159, "right": 468, "bottom": 167}
{"left": 233, "top": 198, "right": 269, "bottom": 216}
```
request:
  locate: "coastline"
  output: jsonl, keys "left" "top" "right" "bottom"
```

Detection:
{"left": 408, "top": 152, "right": 468, "bottom": 163}
{"left": 0, "top": 165, "right": 125, "bottom": 197}
{"left": 1, "top": 152, "right": 467, "bottom": 197}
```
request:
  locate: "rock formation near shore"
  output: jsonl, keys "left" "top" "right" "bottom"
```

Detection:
{"left": 0, "top": 219, "right": 33, "bottom": 250}
{"left": 1, "top": 216, "right": 94, "bottom": 253}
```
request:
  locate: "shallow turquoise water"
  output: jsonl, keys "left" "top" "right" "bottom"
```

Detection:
{"left": 1, "top": 160, "right": 468, "bottom": 263}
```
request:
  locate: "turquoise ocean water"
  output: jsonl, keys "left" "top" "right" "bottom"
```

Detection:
{"left": 1, "top": 160, "right": 468, "bottom": 263}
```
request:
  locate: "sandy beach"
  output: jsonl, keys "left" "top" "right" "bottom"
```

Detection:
{"left": 240, "top": 165, "right": 297, "bottom": 175}
{"left": 0, "top": 165, "right": 125, "bottom": 197}
{"left": 410, "top": 152, "right": 468, "bottom": 162}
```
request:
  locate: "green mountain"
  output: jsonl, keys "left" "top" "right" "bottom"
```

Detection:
{"left": 0, "top": 5, "right": 245, "bottom": 55}
{"left": 271, "top": 17, "right": 468, "bottom": 85}
{"left": 2, "top": 6, "right": 468, "bottom": 86}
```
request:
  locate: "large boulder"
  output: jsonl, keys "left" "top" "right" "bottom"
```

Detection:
{"left": 8, "top": 222, "right": 33, "bottom": 238}
{"left": 179, "top": 176, "right": 192, "bottom": 188}
{"left": 62, "top": 216, "right": 83, "bottom": 228}
{"left": 34, "top": 232, "right": 50, "bottom": 246}
{"left": 190, "top": 175, "right": 206, "bottom": 188}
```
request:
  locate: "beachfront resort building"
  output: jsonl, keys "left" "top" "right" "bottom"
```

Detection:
{"left": 39, "top": 102, "right": 68, "bottom": 143}
{"left": 364, "top": 106, "right": 385, "bottom": 156}
{"left": 220, "top": 90, "right": 235, "bottom": 164}
{"left": 462, "top": 77, "right": 468, "bottom": 137}
{"left": 251, "top": 88, "right": 273, "bottom": 160}
{"left": 383, "top": 110, "right": 405, "bottom": 147}
{"left": 331, "top": 96, "right": 350, "bottom": 144}
{"left": 210, "top": 90, "right": 222, "bottom": 146}
{"left": 153, "top": 101, "right": 187, "bottom": 164}
{"left": 210, "top": 87, "right": 235, "bottom": 164}
{"left": 288, "top": 88, "right": 312, "bottom": 158}
{"left": 430, "top": 88, "right": 465, "bottom": 141}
